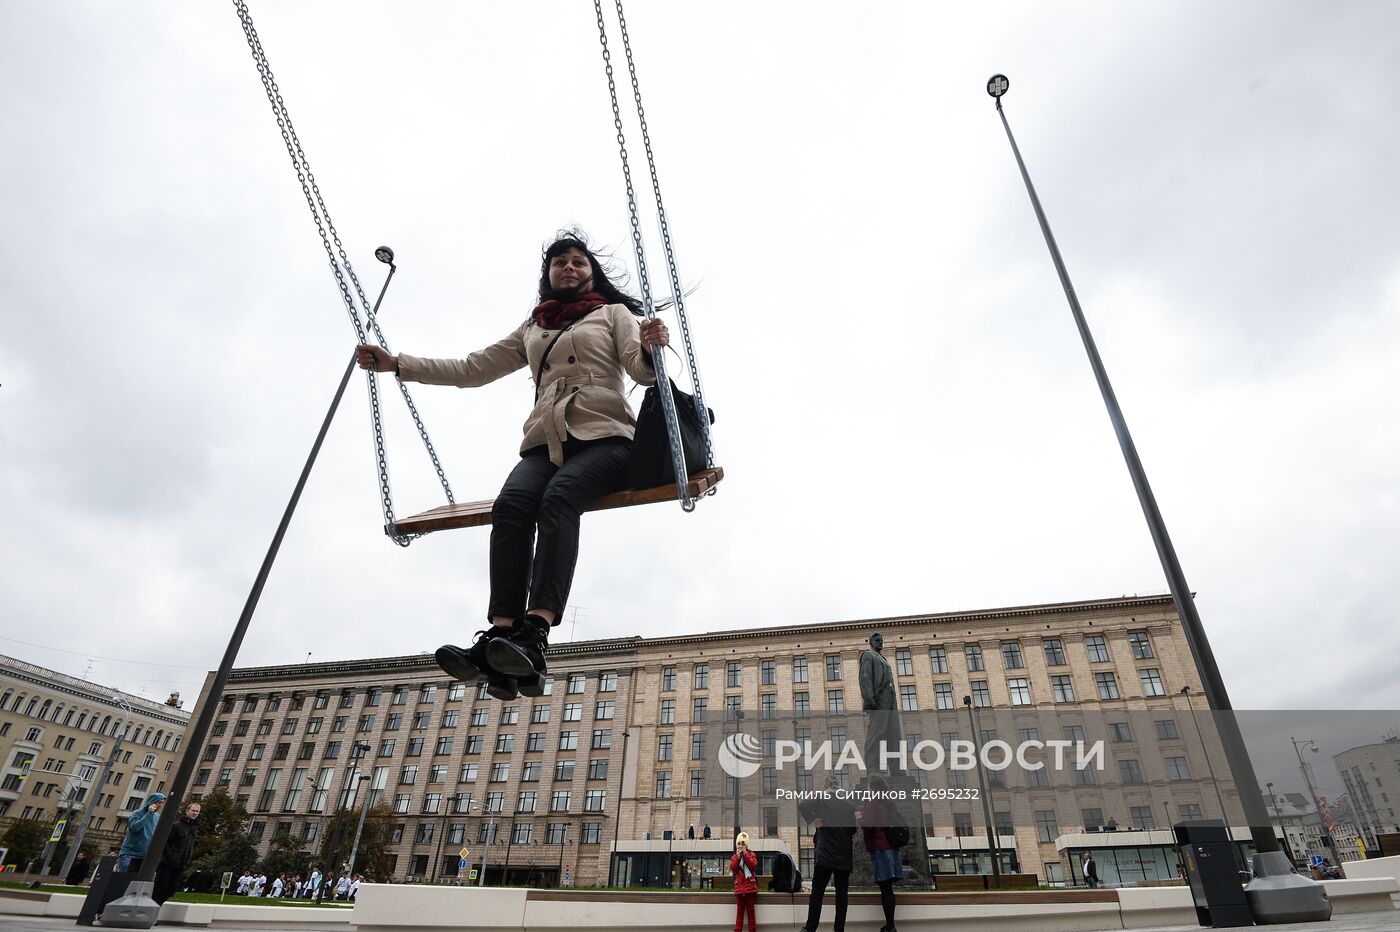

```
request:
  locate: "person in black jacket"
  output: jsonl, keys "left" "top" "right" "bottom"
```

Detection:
{"left": 153, "top": 802, "right": 201, "bottom": 904}
{"left": 798, "top": 776, "right": 858, "bottom": 932}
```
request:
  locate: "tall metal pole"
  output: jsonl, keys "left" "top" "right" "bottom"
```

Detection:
{"left": 1181, "top": 686, "right": 1234, "bottom": 841}
{"left": 99, "top": 258, "right": 399, "bottom": 928}
{"left": 38, "top": 782, "right": 82, "bottom": 875}
{"left": 478, "top": 818, "right": 495, "bottom": 887}
{"left": 731, "top": 709, "right": 744, "bottom": 838}
{"left": 344, "top": 743, "right": 374, "bottom": 879}
{"left": 963, "top": 696, "right": 1002, "bottom": 885}
{"left": 987, "top": 76, "right": 1277, "bottom": 853}
{"left": 59, "top": 727, "right": 126, "bottom": 882}
{"left": 608, "top": 730, "right": 629, "bottom": 888}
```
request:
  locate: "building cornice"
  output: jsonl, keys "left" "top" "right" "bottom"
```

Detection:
{"left": 221, "top": 595, "right": 1175, "bottom": 686}
{"left": 0, "top": 653, "right": 190, "bottom": 726}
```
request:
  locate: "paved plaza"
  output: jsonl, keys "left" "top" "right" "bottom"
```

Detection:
{"left": 1, "top": 908, "right": 1397, "bottom": 932}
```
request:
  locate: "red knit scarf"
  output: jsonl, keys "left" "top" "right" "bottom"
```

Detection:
{"left": 532, "top": 291, "right": 606, "bottom": 330}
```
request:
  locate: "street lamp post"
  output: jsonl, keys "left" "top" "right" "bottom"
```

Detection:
{"left": 344, "top": 742, "right": 373, "bottom": 880}
{"left": 962, "top": 696, "right": 1002, "bottom": 887}
{"left": 96, "top": 252, "right": 399, "bottom": 929}
{"left": 1291, "top": 738, "right": 1341, "bottom": 867}
{"left": 38, "top": 779, "right": 84, "bottom": 876}
{"left": 1181, "top": 686, "right": 1235, "bottom": 842}
{"left": 478, "top": 811, "right": 497, "bottom": 888}
{"left": 731, "top": 709, "right": 744, "bottom": 838}
{"left": 58, "top": 697, "right": 130, "bottom": 883}
{"left": 608, "top": 730, "right": 629, "bottom": 888}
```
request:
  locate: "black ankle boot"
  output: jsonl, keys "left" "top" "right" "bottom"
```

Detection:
{"left": 434, "top": 625, "right": 512, "bottom": 683}
{"left": 485, "top": 614, "right": 550, "bottom": 678}
{"left": 486, "top": 673, "right": 519, "bottom": 702}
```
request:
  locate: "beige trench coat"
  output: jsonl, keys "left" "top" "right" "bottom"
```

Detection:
{"left": 396, "top": 303, "right": 656, "bottom": 466}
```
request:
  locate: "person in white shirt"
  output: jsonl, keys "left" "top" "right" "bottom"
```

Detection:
{"left": 335, "top": 875, "right": 351, "bottom": 899}
{"left": 236, "top": 871, "right": 253, "bottom": 895}
{"left": 270, "top": 874, "right": 284, "bottom": 897}
{"left": 348, "top": 875, "right": 362, "bottom": 901}
{"left": 309, "top": 866, "right": 323, "bottom": 897}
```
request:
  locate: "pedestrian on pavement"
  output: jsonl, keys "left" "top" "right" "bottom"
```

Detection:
{"left": 858, "top": 775, "right": 903, "bottom": 932}
{"left": 153, "top": 801, "right": 201, "bottom": 904}
{"left": 729, "top": 832, "right": 759, "bottom": 932}
{"left": 65, "top": 850, "right": 91, "bottom": 886}
{"left": 1083, "top": 852, "right": 1100, "bottom": 888}
{"left": 798, "top": 775, "right": 858, "bottom": 932}
{"left": 116, "top": 792, "right": 166, "bottom": 873}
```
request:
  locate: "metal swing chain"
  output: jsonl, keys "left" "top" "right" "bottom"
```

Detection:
{"left": 231, "top": 0, "right": 454, "bottom": 545}
{"left": 593, "top": 0, "right": 694, "bottom": 510}
{"left": 611, "top": 0, "right": 716, "bottom": 474}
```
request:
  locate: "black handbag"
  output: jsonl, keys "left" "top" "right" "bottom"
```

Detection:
{"left": 627, "top": 376, "right": 715, "bottom": 490}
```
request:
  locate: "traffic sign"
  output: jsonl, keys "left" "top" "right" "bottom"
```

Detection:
{"left": 50, "top": 820, "right": 67, "bottom": 842}
{"left": 1309, "top": 854, "right": 1326, "bottom": 868}
{"left": 459, "top": 847, "right": 469, "bottom": 859}
{"left": 458, "top": 858, "right": 468, "bottom": 870}
{"left": 468, "top": 869, "right": 478, "bottom": 880}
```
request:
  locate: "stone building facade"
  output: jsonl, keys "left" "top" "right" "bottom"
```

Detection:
{"left": 189, "top": 594, "right": 1249, "bottom": 886}
{"left": 1334, "top": 738, "right": 1400, "bottom": 848}
{"left": 0, "top": 653, "right": 191, "bottom": 858}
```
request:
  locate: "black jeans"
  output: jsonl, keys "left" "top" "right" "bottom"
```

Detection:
{"left": 488, "top": 436, "right": 630, "bottom": 620}
{"left": 804, "top": 864, "right": 849, "bottom": 931}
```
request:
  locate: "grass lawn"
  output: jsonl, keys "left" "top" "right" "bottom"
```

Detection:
{"left": 0, "top": 881, "right": 352, "bottom": 907}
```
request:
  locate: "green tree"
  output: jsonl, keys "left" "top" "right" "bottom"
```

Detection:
{"left": 191, "top": 833, "right": 259, "bottom": 879}
{"left": 260, "top": 830, "right": 309, "bottom": 879}
{"left": 1, "top": 819, "right": 51, "bottom": 869}
{"left": 318, "top": 803, "right": 396, "bottom": 881}
{"left": 190, "top": 786, "right": 248, "bottom": 864}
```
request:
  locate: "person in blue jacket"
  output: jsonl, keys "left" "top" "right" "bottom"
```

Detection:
{"left": 117, "top": 792, "right": 166, "bottom": 873}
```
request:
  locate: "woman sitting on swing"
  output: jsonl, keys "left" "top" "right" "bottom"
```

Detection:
{"left": 355, "top": 232, "right": 668, "bottom": 701}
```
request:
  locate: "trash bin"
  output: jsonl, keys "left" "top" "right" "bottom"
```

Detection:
{"left": 1175, "top": 821, "right": 1252, "bottom": 928}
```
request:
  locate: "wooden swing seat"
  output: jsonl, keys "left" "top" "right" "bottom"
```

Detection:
{"left": 390, "top": 466, "right": 724, "bottom": 536}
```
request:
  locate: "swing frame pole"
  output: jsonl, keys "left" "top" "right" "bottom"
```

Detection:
{"left": 99, "top": 258, "right": 397, "bottom": 929}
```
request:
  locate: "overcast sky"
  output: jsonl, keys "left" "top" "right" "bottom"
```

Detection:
{"left": 3, "top": 1, "right": 1398, "bottom": 744}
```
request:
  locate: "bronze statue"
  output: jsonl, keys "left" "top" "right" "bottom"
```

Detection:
{"left": 859, "top": 633, "right": 904, "bottom": 774}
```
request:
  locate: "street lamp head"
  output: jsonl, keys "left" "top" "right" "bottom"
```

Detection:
{"left": 986, "top": 74, "right": 1009, "bottom": 98}
{"left": 374, "top": 246, "right": 395, "bottom": 265}
{"left": 962, "top": 695, "right": 972, "bottom": 707}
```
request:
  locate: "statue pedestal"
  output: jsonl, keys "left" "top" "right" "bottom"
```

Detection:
{"left": 849, "top": 772, "right": 929, "bottom": 890}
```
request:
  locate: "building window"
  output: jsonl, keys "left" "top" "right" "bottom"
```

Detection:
{"left": 341, "top": 689, "right": 356, "bottom": 709}
{"left": 585, "top": 789, "right": 606, "bottom": 811}
{"left": 1119, "top": 758, "right": 1144, "bottom": 783}
{"left": 594, "top": 700, "right": 615, "bottom": 721}
{"left": 1007, "top": 678, "right": 1032, "bottom": 706}
{"left": 760, "top": 694, "right": 777, "bottom": 719}
{"left": 971, "top": 681, "right": 991, "bottom": 708}
{"left": 559, "top": 731, "right": 578, "bottom": 751}
{"left": 662, "top": 667, "right": 676, "bottom": 691}
{"left": 1050, "top": 675, "right": 1075, "bottom": 703}
{"left": 1109, "top": 722, "right": 1133, "bottom": 743}
{"left": 793, "top": 658, "right": 809, "bottom": 683}
{"left": 551, "top": 790, "right": 571, "bottom": 812}
{"left": 588, "top": 758, "right": 608, "bottom": 780}
{"left": 460, "top": 763, "right": 478, "bottom": 782}
{"left": 442, "top": 710, "right": 459, "bottom": 728}
{"left": 510, "top": 822, "right": 533, "bottom": 844}
{"left": 965, "top": 645, "right": 984, "bottom": 672}
{"left": 385, "top": 713, "right": 402, "bottom": 730}
{"left": 400, "top": 765, "right": 419, "bottom": 785}
{"left": 1034, "top": 809, "right": 1059, "bottom": 843}
{"left": 655, "top": 771, "right": 671, "bottom": 798}
{"left": 1127, "top": 631, "right": 1154, "bottom": 660}
{"left": 526, "top": 732, "right": 546, "bottom": 753}
{"left": 1081, "top": 807, "right": 1104, "bottom": 828}
{"left": 446, "top": 684, "right": 465, "bottom": 702}
{"left": 693, "top": 665, "right": 709, "bottom": 689}
{"left": 517, "top": 791, "right": 537, "bottom": 813}
{"left": 726, "top": 662, "right": 742, "bottom": 688}
{"left": 1042, "top": 638, "right": 1067, "bottom": 666}
{"left": 827, "top": 690, "right": 845, "bottom": 714}
{"left": 554, "top": 759, "right": 575, "bottom": 781}
{"left": 660, "top": 699, "right": 675, "bottom": 725}
{"left": 485, "top": 792, "right": 504, "bottom": 813}
{"left": 899, "top": 685, "right": 919, "bottom": 712}
{"left": 760, "top": 659, "right": 776, "bottom": 685}
{"left": 794, "top": 692, "right": 810, "bottom": 717}
{"left": 825, "top": 655, "right": 842, "bottom": 681}
{"left": 495, "top": 734, "right": 514, "bottom": 754}
{"left": 1166, "top": 756, "right": 1191, "bottom": 780}
{"left": 1001, "top": 642, "right": 1024, "bottom": 669}
{"left": 452, "top": 792, "right": 472, "bottom": 814}
{"left": 658, "top": 735, "right": 673, "bottom": 762}
{"left": 581, "top": 822, "right": 602, "bottom": 844}
{"left": 591, "top": 729, "right": 611, "bottom": 750}
{"left": 1085, "top": 635, "right": 1110, "bottom": 663}
{"left": 435, "top": 737, "right": 454, "bottom": 756}
{"left": 531, "top": 705, "right": 550, "bottom": 724}
{"left": 407, "top": 737, "right": 424, "bottom": 756}
{"left": 1094, "top": 672, "right": 1120, "bottom": 700}
{"left": 928, "top": 646, "right": 948, "bottom": 674}
{"left": 928, "top": 683, "right": 952, "bottom": 710}
{"left": 1154, "top": 719, "right": 1180, "bottom": 740}
{"left": 1178, "top": 803, "right": 1203, "bottom": 820}
{"left": 692, "top": 698, "right": 708, "bottom": 722}
{"left": 567, "top": 674, "right": 586, "bottom": 695}
{"left": 894, "top": 649, "right": 913, "bottom": 677}
{"left": 423, "top": 793, "right": 443, "bottom": 814}
{"left": 489, "top": 763, "right": 509, "bottom": 782}
{"left": 563, "top": 704, "right": 582, "bottom": 722}
{"left": 954, "top": 812, "right": 974, "bottom": 837}
{"left": 599, "top": 672, "right": 617, "bottom": 692}
{"left": 1129, "top": 805, "right": 1155, "bottom": 830}
{"left": 690, "top": 733, "right": 706, "bottom": 761}
{"left": 1139, "top": 668, "right": 1166, "bottom": 697}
